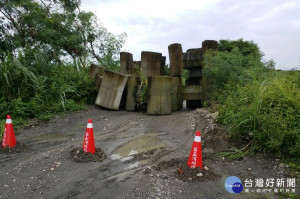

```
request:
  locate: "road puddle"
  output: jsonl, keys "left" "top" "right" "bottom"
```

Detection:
{"left": 111, "top": 133, "right": 167, "bottom": 158}
{"left": 26, "top": 132, "right": 75, "bottom": 143}
{"left": 105, "top": 133, "right": 168, "bottom": 181}
{"left": 124, "top": 162, "right": 139, "bottom": 170}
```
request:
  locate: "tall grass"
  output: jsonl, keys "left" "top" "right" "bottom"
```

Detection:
{"left": 203, "top": 47, "right": 300, "bottom": 159}
{"left": 217, "top": 72, "right": 300, "bottom": 157}
{"left": 0, "top": 51, "right": 97, "bottom": 136}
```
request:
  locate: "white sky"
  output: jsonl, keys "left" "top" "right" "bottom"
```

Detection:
{"left": 82, "top": 0, "right": 300, "bottom": 70}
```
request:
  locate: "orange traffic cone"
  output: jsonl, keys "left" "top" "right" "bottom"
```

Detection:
{"left": 187, "top": 130, "right": 203, "bottom": 169}
{"left": 82, "top": 119, "right": 95, "bottom": 154}
{"left": 2, "top": 115, "right": 16, "bottom": 148}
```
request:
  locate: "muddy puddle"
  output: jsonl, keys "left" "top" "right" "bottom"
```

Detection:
{"left": 110, "top": 133, "right": 167, "bottom": 160}
{"left": 105, "top": 133, "right": 168, "bottom": 173}
{"left": 25, "top": 132, "right": 75, "bottom": 143}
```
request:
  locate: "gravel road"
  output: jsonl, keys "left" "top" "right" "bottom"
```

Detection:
{"left": 0, "top": 105, "right": 299, "bottom": 199}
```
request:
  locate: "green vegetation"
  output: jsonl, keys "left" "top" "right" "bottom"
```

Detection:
{"left": 278, "top": 192, "right": 300, "bottom": 199}
{"left": 203, "top": 39, "right": 300, "bottom": 160}
{"left": 0, "top": 0, "right": 126, "bottom": 70}
{"left": 217, "top": 141, "right": 254, "bottom": 160}
{"left": 0, "top": 51, "right": 97, "bottom": 135}
{"left": 0, "top": 0, "right": 125, "bottom": 135}
{"left": 217, "top": 147, "right": 250, "bottom": 160}
{"left": 288, "top": 162, "right": 300, "bottom": 172}
{"left": 182, "top": 69, "right": 188, "bottom": 86}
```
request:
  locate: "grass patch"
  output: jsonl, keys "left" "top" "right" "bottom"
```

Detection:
{"left": 277, "top": 192, "right": 300, "bottom": 199}
{"left": 217, "top": 140, "right": 254, "bottom": 160}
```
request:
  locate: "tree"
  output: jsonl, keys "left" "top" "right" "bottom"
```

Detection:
{"left": 0, "top": 0, "right": 126, "bottom": 69}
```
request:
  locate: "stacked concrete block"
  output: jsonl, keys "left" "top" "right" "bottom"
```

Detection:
{"left": 168, "top": 43, "right": 183, "bottom": 110}
{"left": 182, "top": 40, "right": 218, "bottom": 109}
{"left": 183, "top": 48, "right": 204, "bottom": 109}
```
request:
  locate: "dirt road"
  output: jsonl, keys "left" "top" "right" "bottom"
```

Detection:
{"left": 0, "top": 105, "right": 299, "bottom": 199}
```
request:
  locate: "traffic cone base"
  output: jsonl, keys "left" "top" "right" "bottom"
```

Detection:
{"left": 82, "top": 119, "right": 95, "bottom": 154}
{"left": 2, "top": 115, "right": 16, "bottom": 148}
{"left": 187, "top": 130, "right": 203, "bottom": 169}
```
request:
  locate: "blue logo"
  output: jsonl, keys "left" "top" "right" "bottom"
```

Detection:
{"left": 225, "top": 176, "right": 243, "bottom": 193}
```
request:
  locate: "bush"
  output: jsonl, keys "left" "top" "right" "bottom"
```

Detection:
{"left": 218, "top": 72, "right": 300, "bottom": 158}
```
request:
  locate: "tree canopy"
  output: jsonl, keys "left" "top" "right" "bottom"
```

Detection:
{"left": 0, "top": 0, "right": 126, "bottom": 69}
{"left": 218, "top": 39, "right": 263, "bottom": 59}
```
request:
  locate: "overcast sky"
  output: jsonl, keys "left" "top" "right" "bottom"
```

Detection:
{"left": 82, "top": 0, "right": 300, "bottom": 70}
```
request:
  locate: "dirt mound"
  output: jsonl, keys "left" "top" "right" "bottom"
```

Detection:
{"left": 145, "top": 158, "right": 220, "bottom": 182}
{"left": 175, "top": 162, "right": 220, "bottom": 182}
{"left": 133, "top": 149, "right": 157, "bottom": 160}
{"left": 70, "top": 148, "right": 107, "bottom": 163}
{"left": 152, "top": 158, "right": 184, "bottom": 171}
{"left": 0, "top": 142, "right": 28, "bottom": 154}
